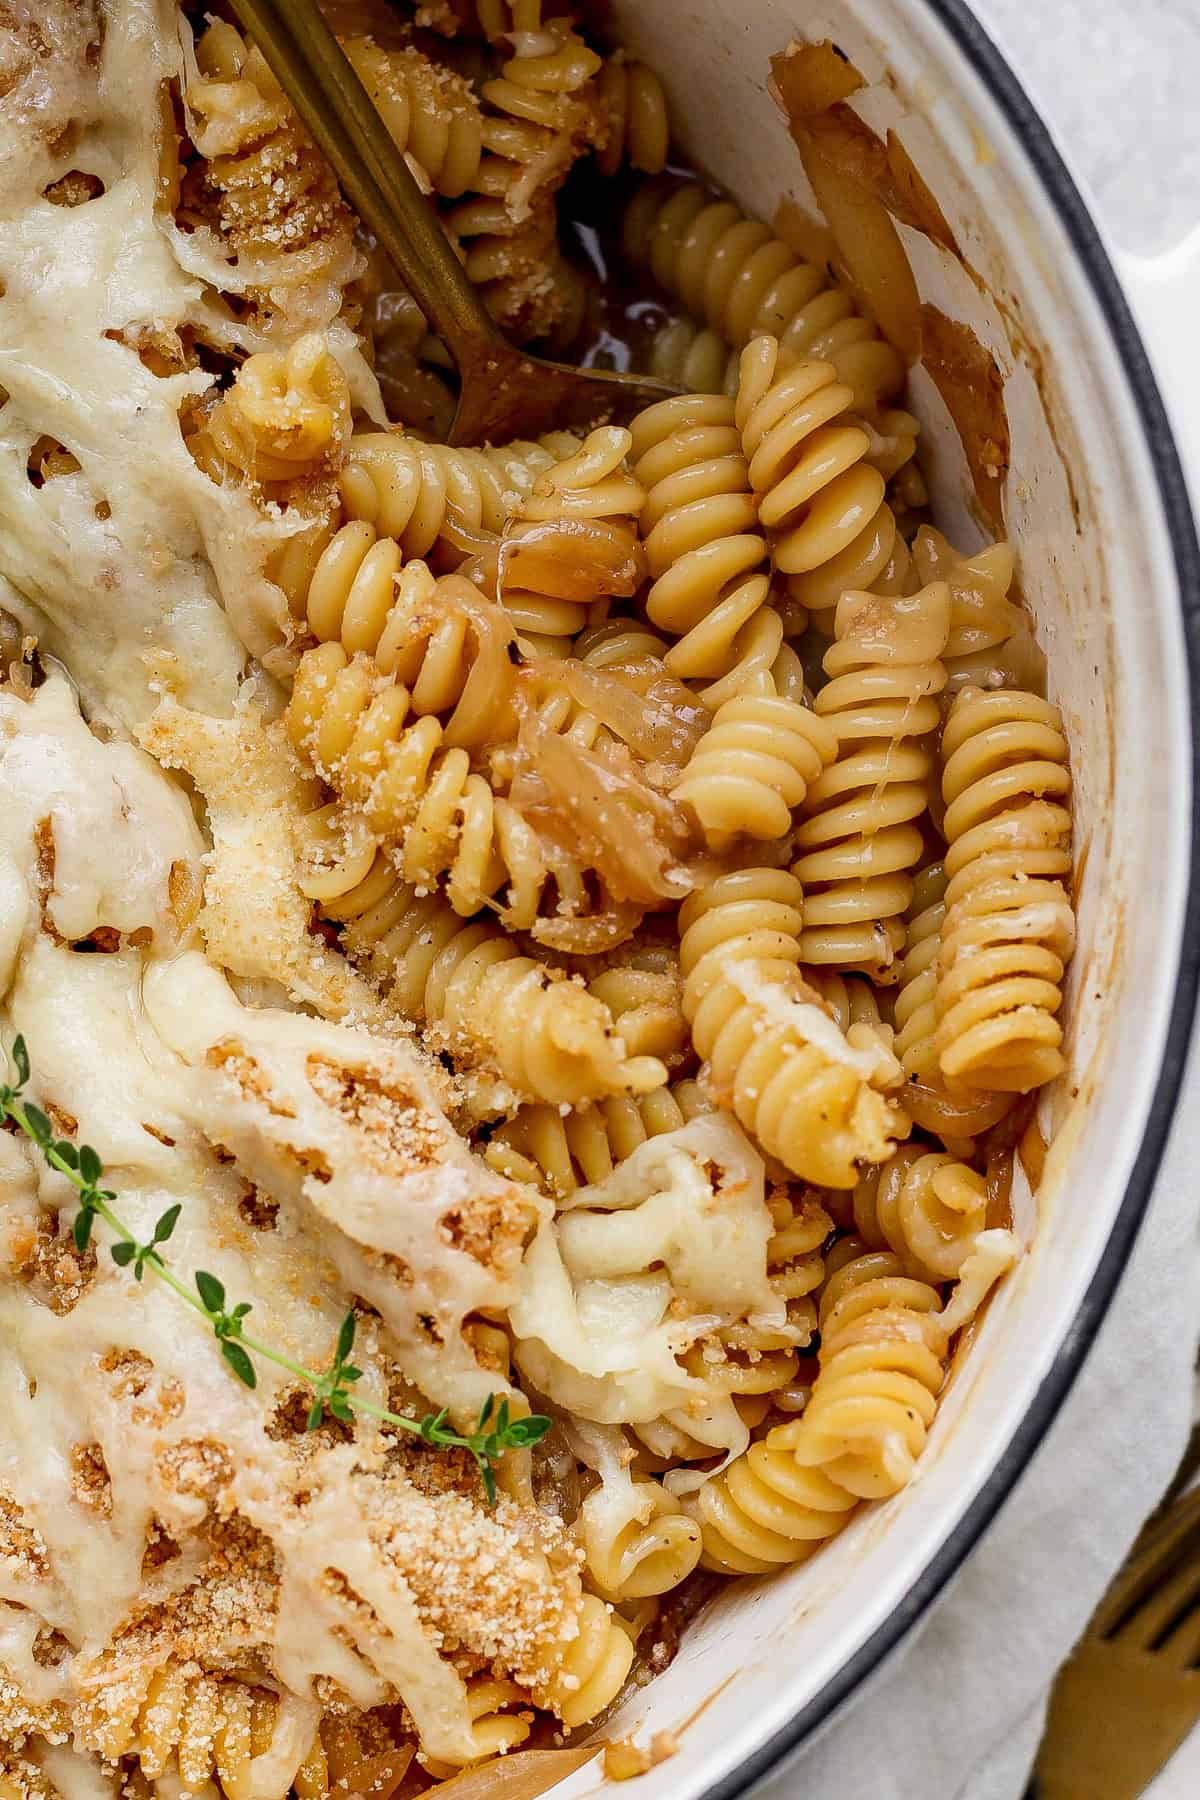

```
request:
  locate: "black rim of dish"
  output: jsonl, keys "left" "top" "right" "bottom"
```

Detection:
{"left": 704, "top": 2, "right": 1200, "bottom": 1795}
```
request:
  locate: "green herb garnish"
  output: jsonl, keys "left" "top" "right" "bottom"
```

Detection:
{"left": 1, "top": 1035, "right": 548, "bottom": 1503}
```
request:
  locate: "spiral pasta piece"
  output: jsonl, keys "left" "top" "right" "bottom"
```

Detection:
{"left": 500, "top": 426, "right": 647, "bottom": 649}
{"left": 910, "top": 524, "right": 1048, "bottom": 700}
{"left": 893, "top": 860, "right": 946, "bottom": 1086}
{"left": 686, "top": 1431, "right": 858, "bottom": 1574}
{"left": 298, "top": 556, "right": 520, "bottom": 744}
{"left": 548, "top": 1594, "right": 636, "bottom": 1729}
{"left": 934, "top": 689, "right": 1074, "bottom": 1092}
{"left": 338, "top": 431, "right": 580, "bottom": 562}
{"left": 184, "top": 23, "right": 360, "bottom": 335}
{"left": 892, "top": 862, "right": 1017, "bottom": 1147}
{"left": 340, "top": 37, "right": 485, "bottom": 197}
{"left": 484, "top": 1077, "right": 709, "bottom": 1196}
{"left": 671, "top": 690, "right": 838, "bottom": 849}
{"left": 678, "top": 868, "right": 908, "bottom": 1186}
{"left": 421, "top": 1680, "right": 532, "bottom": 1774}
{"left": 792, "top": 578, "right": 951, "bottom": 977}
{"left": 852, "top": 1145, "right": 989, "bottom": 1280}
{"left": 629, "top": 392, "right": 775, "bottom": 691}
{"left": 646, "top": 312, "right": 737, "bottom": 397}
{"left": 442, "top": 15, "right": 597, "bottom": 342}
{"left": 787, "top": 1228, "right": 1019, "bottom": 1502}
{"left": 581, "top": 1478, "right": 702, "bottom": 1601}
{"left": 577, "top": 945, "right": 687, "bottom": 1068}
{"left": 328, "top": 880, "right": 666, "bottom": 1104}
{"left": 595, "top": 51, "right": 670, "bottom": 177}
{"left": 288, "top": 644, "right": 607, "bottom": 929}
{"left": 736, "top": 337, "right": 913, "bottom": 625}
{"left": 789, "top": 1248, "right": 948, "bottom": 1499}
{"left": 574, "top": 614, "right": 670, "bottom": 670}
{"left": 189, "top": 333, "right": 352, "bottom": 488}
{"left": 803, "top": 970, "right": 892, "bottom": 1046}
{"left": 623, "top": 178, "right": 905, "bottom": 414}
{"left": 81, "top": 1662, "right": 282, "bottom": 1799}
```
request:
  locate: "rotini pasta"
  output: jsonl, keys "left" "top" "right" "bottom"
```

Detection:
{"left": 574, "top": 614, "right": 671, "bottom": 670}
{"left": 296, "top": 556, "right": 519, "bottom": 741}
{"left": 645, "top": 311, "right": 739, "bottom": 397}
{"left": 852, "top": 1145, "right": 989, "bottom": 1280}
{"left": 596, "top": 51, "right": 671, "bottom": 178}
{"left": 788, "top": 1231, "right": 1018, "bottom": 1499}
{"left": 421, "top": 1679, "right": 532, "bottom": 1774}
{"left": 580, "top": 1470, "right": 703, "bottom": 1601}
{"left": 913, "top": 525, "right": 1045, "bottom": 695}
{"left": 547, "top": 1594, "right": 636, "bottom": 1729}
{"left": 791, "top": 1247, "right": 950, "bottom": 1498}
{"left": 893, "top": 859, "right": 947, "bottom": 1087}
{"left": 803, "top": 968, "right": 894, "bottom": 1052}
{"left": 629, "top": 391, "right": 777, "bottom": 696}
{"left": 623, "top": 177, "right": 905, "bottom": 414}
{"left": 678, "top": 868, "right": 908, "bottom": 1185}
{"left": 765, "top": 1187, "right": 833, "bottom": 1325}
{"left": 184, "top": 23, "right": 361, "bottom": 335}
{"left": 443, "top": 14, "right": 598, "bottom": 342}
{"left": 289, "top": 638, "right": 686, "bottom": 934}
{"left": 792, "top": 578, "right": 951, "bottom": 976}
{"left": 934, "top": 688, "right": 1074, "bottom": 1092}
{"left": 892, "top": 861, "right": 1017, "bottom": 1146}
{"left": 583, "top": 944, "right": 690, "bottom": 1068}
{"left": 499, "top": 426, "right": 647, "bottom": 650}
{"left": 325, "top": 877, "right": 668, "bottom": 1104}
{"left": 0, "top": 1, "right": 1080, "bottom": 1781}
{"left": 736, "top": 336, "right": 913, "bottom": 625}
{"left": 671, "top": 689, "right": 838, "bottom": 848}
{"left": 678, "top": 1186, "right": 833, "bottom": 1425}
{"left": 188, "top": 333, "right": 351, "bottom": 487}
{"left": 686, "top": 1431, "right": 859, "bottom": 1574}
{"left": 80, "top": 1662, "right": 291, "bottom": 1799}
{"left": 339, "top": 37, "right": 485, "bottom": 198}
{"left": 338, "top": 429, "right": 579, "bottom": 560}
{"left": 484, "top": 1077, "right": 709, "bottom": 1196}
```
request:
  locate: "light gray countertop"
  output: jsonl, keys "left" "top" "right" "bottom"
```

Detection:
{"left": 971, "top": 0, "right": 1200, "bottom": 252}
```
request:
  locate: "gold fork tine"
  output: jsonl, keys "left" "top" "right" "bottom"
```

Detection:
{"left": 1114, "top": 1554, "right": 1200, "bottom": 1655}
{"left": 1091, "top": 1486, "right": 1200, "bottom": 1634}
{"left": 1038, "top": 1473, "right": 1200, "bottom": 1800}
{"left": 1158, "top": 1587, "right": 1200, "bottom": 1672}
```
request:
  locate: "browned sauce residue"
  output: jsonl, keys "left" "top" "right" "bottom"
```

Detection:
{"left": 985, "top": 1145, "right": 1015, "bottom": 1232}
{"left": 883, "top": 132, "right": 959, "bottom": 254}
{"left": 772, "top": 194, "right": 838, "bottom": 275}
{"left": 674, "top": 1670, "right": 738, "bottom": 1738}
{"left": 920, "top": 304, "right": 1010, "bottom": 529}
{"left": 1018, "top": 1116, "right": 1049, "bottom": 1193}
{"left": 771, "top": 44, "right": 922, "bottom": 355}
{"left": 1072, "top": 828, "right": 1092, "bottom": 901}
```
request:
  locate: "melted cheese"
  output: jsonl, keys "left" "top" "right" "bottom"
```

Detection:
{"left": 511, "top": 1115, "right": 779, "bottom": 1426}
{"left": 137, "top": 697, "right": 384, "bottom": 1022}
{"left": 0, "top": 674, "right": 567, "bottom": 1769}
{"left": 0, "top": 0, "right": 382, "bottom": 726}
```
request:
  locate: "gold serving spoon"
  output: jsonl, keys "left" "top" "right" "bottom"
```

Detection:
{"left": 225, "top": 0, "right": 680, "bottom": 445}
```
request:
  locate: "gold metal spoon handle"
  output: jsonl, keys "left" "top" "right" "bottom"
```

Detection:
{"left": 225, "top": 0, "right": 497, "bottom": 357}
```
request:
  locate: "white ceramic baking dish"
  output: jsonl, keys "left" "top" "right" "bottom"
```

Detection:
{"left": 548, "top": 2, "right": 1200, "bottom": 1794}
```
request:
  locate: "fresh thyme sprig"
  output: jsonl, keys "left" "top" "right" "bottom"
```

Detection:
{"left": 0, "top": 1035, "right": 549, "bottom": 1503}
